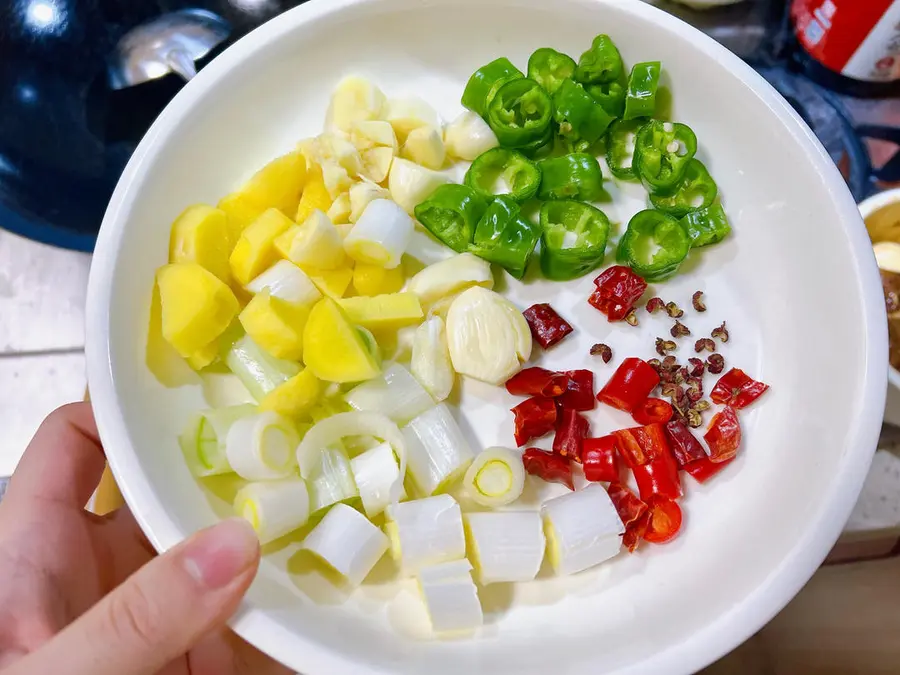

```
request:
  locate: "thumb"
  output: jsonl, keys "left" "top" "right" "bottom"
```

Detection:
{"left": 6, "top": 518, "right": 260, "bottom": 675}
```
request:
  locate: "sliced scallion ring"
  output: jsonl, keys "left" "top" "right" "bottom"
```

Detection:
{"left": 463, "top": 447, "right": 525, "bottom": 507}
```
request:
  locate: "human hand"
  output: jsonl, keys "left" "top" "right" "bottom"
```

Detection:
{"left": 0, "top": 402, "right": 292, "bottom": 675}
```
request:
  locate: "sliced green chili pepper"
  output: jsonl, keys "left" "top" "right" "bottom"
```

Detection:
{"left": 464, "top": 148, "right": 541, "bottom": 203}
{"left": 553, "top": 79, "right": 615, "bottom": 147}
{"left": 649, "top": 159, "right": 718, "bottom": 217}
{"left": 616, "top": 209, "right": 690, "bottom": 281}
{"left": 527, "top": 48, "right": 576, "bottom": 96}
{"left": 586, "top": 79, "right": 626, "bottom": 118}
{"left": 537, "top": 153, "right": 605, "bottom": 201}
{"left": 606, "top": 118, "right": 645, "bottom": 181}
{"left": 461, "top": 57, "right": 524, "bottom": 116}
{"left": 486, "top": 78, "right": 553, "bottom": 150}
{"left": 679, "top": 204, "right": 731, "bottom": 248}
{"left": 623, "top": 61, "right": 661, "bottom": 120}
{"left": 470, "top": 196, "right": 541, "bottom": 279}
{"left": 633, "top": 120, "right": 698, "bottom": 192}
{"left": 413, "top": 184, "right": 488, "bottom": 253}
{"left": 520, "top": 125, "right": 555, "bottom": 158}
{"left": 575, "top": 34, "right": 624, "bottom": 85}
{"left": 540, "top": 200, "right": 610, "bottom": 280}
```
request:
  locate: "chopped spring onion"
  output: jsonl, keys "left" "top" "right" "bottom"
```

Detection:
{"left": 345, "top": 362, "right": 435, "bottom": 425}
{"left": 225, "top": 333, "right": 301, "bottom": 401}
{"left": 385, "top": 494, "right": 465, "bottom": 575}
{"left": 234, "top": 477, "right": 310, "bottom": 545}
{"left": 464, "top": 511, "right": 545, "bottom": 585}
{"left": 462, "top": 447, "right": 526, "bottom": 507}
{"left": 348, "top": 181, "right": 391, "bottom": 224}
{"left": 179, "top": 404, "right": 256, "bottom": 477}
{"left": 541, "top": 484, "right": 625, "bottom": 576}
{"left": 344, "top": 199, "right": 413, "bottom": 269}
{"left": 443, "top": 110, "right": 499, "bottom": 161}
{"left": 350, "top": 441, "right": 403, "bottom": 518}
{"left": 416, "top": 559, "right": 483, "bottom": 634}
{"left": 406, "top": 252, "right": 493, "bottom": 307}
{"left": 301, "top": 503, "right": 389, "bottom": 586}
{"left": 225, "top": 410, "right": 300, "bottom": 481}
{"left": 246, "top": 260, "right": 322, "bottom": 307}
{"left": 410, "top": 316, "right": 454, "bottom": 402}
{"left": 309, "top": 446, "right": 360, "bottom": 513}
{"left": 402, "top": 404, "right": 474, "bottom": 496}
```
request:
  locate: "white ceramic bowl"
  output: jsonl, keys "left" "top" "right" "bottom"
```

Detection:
{"left": 85, "top": 0, "right": 887, "bottom": 673}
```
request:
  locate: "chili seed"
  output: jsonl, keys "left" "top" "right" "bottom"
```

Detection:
{"left": 646, "top": 297, "right": 665, "bottom": 314}
{"left": 695, "top": 338, "right": 716, "bottom": 353}
{"left": 711, "top": 321, "right": 729, "bottom": 343}
{"left": 665, "top": 301, "right": 684, "bottom": 318}
{"left": 670, "top": 320, "right": 691, "bottom": 338}
{"left": 655, "top": 337, "right": 677, "bottom": 356}
{"left": 692, "top": 291, "right": 706, "bottom": 312}
{"left": 662, "top": 355, "right": 679, "bottom": 371}
{"left": 590, "top": 343, "right": 613, "bottom": 363}
{"left": 624, "top": 308, "right": 639, "bottom": 326}
{"left": 706, "top": 353, "right": 725, "bottom": 374}
{"left": 686, "top": 409, "right": 703, "bottom": 428}
{"left": 687, "top": 357, "right": 705, "bottom": 377}
{"left": 692, "top": 399, "right": 711, "bottom": 412}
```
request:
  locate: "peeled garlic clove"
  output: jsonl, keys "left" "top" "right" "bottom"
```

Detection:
{"left": 403, "top": 126, "right": 446, "bottom": 170}
{"left": 443, "top": 111, "right": 499, "bottom": 161}
{"left": 406, "top": 252, "right": 493, "bottom": 307}
{"left": 385, "top": 97, "right": 440, "bottom": 141}
{"left": 352, "top": 120, "right": 398, "bottom": 152}
{"left": 327, "top": 192, "right": 351, "bottom": 225}
{"left": 411, "top": 315, "right": 454, "bottom": 402}
{"left": 874, "top": 241, "right": 900, "bottom": 275}
{"left": 326, "top": 76, "right": 386, "bottom": 132}
{"left": 320, "top": 134, "right": 363, "bottom": 177}
{"left": 388, "top": 157, "right": 451, "bottom": 214}
{"left": 361, "top": 147, "right": 394, "bottom": 184}
{"left": 321, "top": 161, "right": 353, "bottom": 199}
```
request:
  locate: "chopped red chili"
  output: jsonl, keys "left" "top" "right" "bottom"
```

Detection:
{"left": 582, "top": 436, "right": 620, "bottom": 482}
{"left": 552, "top": 408, "right": 590, "bottom": 462}
{"left": 704, "top": 405, "right": 741, "bottom": 463}
{"left": 597, "top": 357, "right": 660, "bottom": 413}
{"left": 607, "top": 483, "right": 649, "bottom": 552}
{"left": 631, "top": 430, "right": 682, "bottom": 502}
{"left": 612, "top": 422, "right": 668, "bottom": 468}
{"left": 683, "top": 456, "right": 734, "bottom": 483}
{"left": 589, "top": 265, "right": 648, "bottom": 322}
{"left": 642, "top": 498, "right": 683, "bottom": 544}
{"left": 664, "top": 419, "right": 708, "bottom": 467}
{"left": 710, "top": 368, "right": 769, "bottom": 409}
{"left": 511, "top": 396, "right": 557, "bottom": 447}
{"left": 632, "top": 397, "right": 674, "bottom": 425}
{"left": 624, "top": 511, "right": 651, "bottom": 552}
{"left": 559, "top": 369, "right": 595, "bottom": 411}
{"left": 505, "top": 367, "right": 569, "bottom": 398}
{"left": 522, "top": 448, "right": 574, "bottom": 490}
{"left": 523, "top": 303, "right": 574, "bottom": 349}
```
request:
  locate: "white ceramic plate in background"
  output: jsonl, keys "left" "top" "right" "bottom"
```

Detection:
{"left": 85, "top": 0, "right": 886, "bottom": 673}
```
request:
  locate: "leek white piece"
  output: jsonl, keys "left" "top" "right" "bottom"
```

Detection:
{"left": 225, "top": 410, "right": 299, "bottom": 481}
{"left": 343, "top": 199, "right": 413, "bottom": 269}
{"left": 345, "top": 362, "right": 434, "bottom": 425}
{"left": 225, "top": 334, "right": 301, "bottom": 401}
{"left": 246, "top": 260, "right": 321, "bottom": 307}
{"left": 403, "top": 125, "right": 445, "bottom": 170}
{"left": 234, "top": 478, "right": 310, "bottom": 545}
{"left": 542, "top": 484, "right": 625, "bottom": 576}
{"left": 296, "top": 412, "right": 406, "bottom": 502}
{"left": 348, "top": 181, "right": 390, "bottom": 223}
{"left": 417, "top": 559, "right": 483, "bottom": 634}
{"left": 350, "top": 441, "right": 402, "bottom": 517}
{"left": 325, "top": 76, "right": 386, "bottom": 132}
{"left": 388, "top": 157, "right": 451, "bottom": 215}
{"left": 302, "top": 503, "right": 389, "bottom": 586}
{"left": 463, "top": 447, "right": 526, "bottom": 507}
{"left": 443, "top": 111, "right": 499, "bottom": 160}
{"left": 403, "top": 404, "right": 474, "bottom": 496}
{"left": 384, "top": 97, "right": 440, "bottom": 140}
{"left": 287, "top": 210, "right": 345, "bottom": 269}
{"left": 308, "top": 445, "right": 359, "bottom": 513}
{"left": 464, "top": 511, "right": 545, "bottom": 585}
{"left": 385, "top": 494, "right": 465, "bottom": 574}
{"left": 351, "top": 120, "right": 398, "bottom": 152}
{"left": 179, "top": 404, "right": 256, "bottom": 477}
{"left": 326, "top": 192, "right": 351, "bottom": 225}
{"left": 445, "top": 286, "right": 532, "bottom": 385}
{"left": 406, "top": 252, "right": 493, "bottom": 307}
{"left": 410, "top": 316, "right": 454, "bottom": 402}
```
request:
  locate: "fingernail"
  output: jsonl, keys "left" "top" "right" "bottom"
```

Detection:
{"left": 183, "top": 518, "right": 259, "bottom": 589}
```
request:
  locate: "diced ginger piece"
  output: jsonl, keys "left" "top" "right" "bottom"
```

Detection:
{"left": 283, "top": 211, "right": 345, "bottom": 269}
{"left": 402, "top": 126, "right": 445, "bottom": 170}
{"left": 296, "top": 173, "right": 333, "bottom": 224}
{"left": 229, "top": 208, "right": 295, "bottom": 285}
{"left": 216, "top": 193, "right": 264, "bottom": 240}
{"left": 361, "top": 147, "right": 394, "bottom": 184}
{"left": 186, "top": 340, "right": 220, "bottom": 371}
{"left": 349, "top": 181, "right": 390, "bottom": 223}
{"left": 302, "top": 266, "right": 354, "bottom": 299}
{"left": 384, "top": 97, "right": 440, "bottom": 141}
{"left": 327, "top": 193, "right": 352, "bottom": 225}
{"left": 156, "top": 263, "right": 239, "bottom": 358}
{"left": 303, "top": 298, "right": 381, "bottom": 383}
{"left": 326, "top": 76, "right": 386, "bottom": 132}
{"left": 239, "top": 290, "right": 310, "bottom": 361}
{"left": 339, "top": 293, "right": 424, "bottom": 331}
{"left": 353, "top": 263, "right": 405, "bottom": 296}
{"left": 236, "top": 152, "right": 307, "bottom": 216}
{"left": 259, "top": 368, "right": 322, "bottom": 417}
{"left": 168, "top": 204, "right": 233, "bottom": 283}
{"left": 352, "top": 121, "right": 398, "bottom": 152}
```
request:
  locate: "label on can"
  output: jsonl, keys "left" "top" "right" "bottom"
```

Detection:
{"left": 792, "top": 0, "right": 900, "bottom": 82}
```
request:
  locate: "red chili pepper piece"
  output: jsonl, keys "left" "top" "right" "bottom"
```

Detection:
{"left": 704, "top": 405, "right": 741, "bottom": 463}
{"left": 506, "top": 367, "right": 570, "bottom": 397}
{"left": 607, "top": 483, "right": 649, "bottom": 553}
{"left": 511, "top": 396, "right": 557, "bottom": 447}
{"left": 632, "top": 397, "right": 674, "bottom": 425}
{"left": 597, "top": 357, "right": 660, "bottom": 413}
{"left": 522, "top": 448, "right": 574, "bottom": 490}
{"left": 588, "top": 265, "right": 648, "bottom": 322}
{"left": 624, "top": 511, "right": 651, "bottom": 552}
{"left": 522, "top": 303, "right": 574, "bottom": 349}
{"left": 631, "top": 428, "right": 682, "bottom": 502}
{"left": 684, "top": 456, "right": 734, "bottom": 483}
{"left": 552, "top": 408, "right": 590, "bottom": 462}
{"left": 582, "top": 435, "right": 620, "bottom": 482}
{"left": 642, "top": 497, "right": 683, "bottom": 544}
{"left": 664, "top": 419, "right": 708, "bottom": 467}
{"left": 710, "top": 368, "right": 770, "bottom": 409}
{"left": 559, "top": 369, "right": 595, "bottom": 411}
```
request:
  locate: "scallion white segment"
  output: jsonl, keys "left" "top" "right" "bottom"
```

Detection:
{"left": 179, "top": 404, "right": 256, "bottom": 477}
{"left": 344, "top": 199, "right": 413, "bottom": 269}
{"left": 464, "top": 511, "right": 544, "bottom": 585}
{"left": 309, "top": 446, "right": 359, "bottom": 513}
{"left": 385, "top": 494, "right": 465, "bottom": 574}
{"left": 463, "top": 447, "right": 526, "bottom": 507}
{"left": 406, "top": 252, "right": 493, "bottom": 307}
{"left": 443, "top": 111, "right": 499, "bottom": 161}
{"left": 403, "top": 404, "right": 474, "bottom": 496}
{"left": 225, "top": 334, "right": 301, "bottom": 401}
{"left": 348, "top": 181, "right": 391, "bottom": 223}
{"left": 246, "top": 260, "right": 321, "bottom": 307}
{"left": 410, "top": 316, "right": 454, "bottom": 402}
{"left": 350, "top": 441, "right": 402, "bottom": 518}
{"left": 225, "top": 410, "right": 299, "bottom": 481}
{"left": 541, "top": 484, "right": 625, "bottom": 576}
{"left": 234, "top": 478, "right": 310, "bottom": 545}
{"left": 302, "top": 503, "right": 389, "bottom": 586}
{"left": 345, "top": 362, "right": 434, "bottom": 426}
{"left": 417, "top": 559, "right": 483, "bottom": 634}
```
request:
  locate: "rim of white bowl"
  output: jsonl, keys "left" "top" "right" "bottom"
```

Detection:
{"left": 85, "top": 0, "right": 887, "bottom": 673}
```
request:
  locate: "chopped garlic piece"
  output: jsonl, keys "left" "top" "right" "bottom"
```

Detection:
{"left": 406, "top": 252, "right": 493, "bottom": 307}
{"left": 388, "top": 158, "right": 451, "bottom": 214}
{"left": 403, "top": 126, "right": 445, "bottom": 170}
{"left": 325, "top": 76, "right": 386, "bottom": 132}
{"left": 384, "top": 97, "right": 440, "bottom": 140}
{"left": 443, "top": 111, "right": 499, "bottom": 161}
